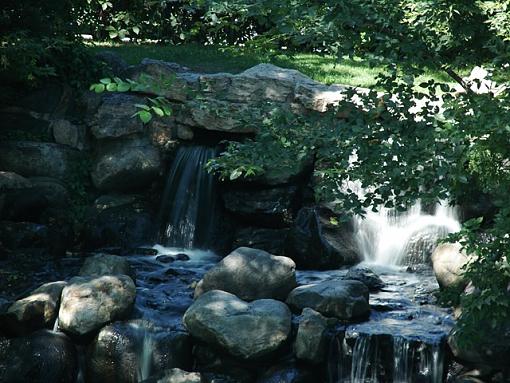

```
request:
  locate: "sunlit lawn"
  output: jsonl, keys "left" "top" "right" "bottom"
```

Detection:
{"left": 87, "top": 42, "right": 464, "bottom": 88}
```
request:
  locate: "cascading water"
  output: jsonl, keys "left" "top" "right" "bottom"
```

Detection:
{"left": 158, "top": 145, "right": 219, "bottom": 249}
{"left": 354, "top": 202, "right": 461, "bottom": 266}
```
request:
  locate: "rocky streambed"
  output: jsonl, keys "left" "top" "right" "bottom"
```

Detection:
{"left": 0, "top": 246, "right": 458, "bottom": 383}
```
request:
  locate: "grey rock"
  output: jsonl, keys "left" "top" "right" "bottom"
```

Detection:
{"left": 58, "top": 275, "right": 136, "bottom": 335}
{"left": 51, "top": 119, "right": 86, "bottom": 150}
{"left": 0, "top": 141, "right": 79, "bottom": 180}
{"left": 96, "top": 51, "right": 129, "bottom": 76}
{"left": 344, "top": 266, "right": 385, "bottom": 292}
{"left": 294, "top": 308, "right": 329, "bottom": 364}
{"left": 183, "top": 290, "right": 292, "bottom": 360}
{"left": 92, "top": 93, "right": 146, "bottom": 139}
{"left": 87, "top": 320, "right": 192, "bottom": 383}
{"left": 0, "top": 221, "right": 49, "bottom": 249}
{"left": 195, "top": 247, "right": 297, "bottom": 301}
{"left": 432, "top": 242, "right": 469, "bottom": 289}
{"left": 286, "top": 280, "right": 369, "bottom": 320}
{"left": 256, "top": 362, "right": 315, "bottom": 383}
{"left": 91, "top": 136, "right": 162, "bottom": 191}
{"left": 79, "top": 253, "right": 135, "bottom": 281}
{"left": 0, "top": 171, "right": 32, "bottom": 190}
{"left": 7, "top": 281, "right": 66, "bottom": 332}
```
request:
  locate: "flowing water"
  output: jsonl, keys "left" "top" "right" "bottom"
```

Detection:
{"left": 158, "top": 145, "right": 219, "bottom": 249}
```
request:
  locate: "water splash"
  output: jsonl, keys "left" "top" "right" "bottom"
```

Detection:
{"left": 137, "top": 331, "right": 155, "bottom": 382}
{"left": 354, "top": 201, "right": 460, "bottom": 266}
{"left": 158, "top": 146, "right": 219, "bottom": 249}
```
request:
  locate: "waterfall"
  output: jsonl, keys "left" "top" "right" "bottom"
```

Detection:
{"left": 137, "top": 331, "right": 155, "bottom": 382}
{"left": 354, "top": 201, "right": 460, "bottom": 266}
{"left": 393, "top": 337, "right": 413, "bottom": 383}
{"left": 158, "top": 145, "right": 219, "bottom": 249}
{"left": 351, "top": 334, "right": 379, "bottom": 382}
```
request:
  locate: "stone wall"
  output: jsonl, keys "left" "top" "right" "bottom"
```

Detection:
{"left": 0, "top": 55, "right": 360, "bottom": 266}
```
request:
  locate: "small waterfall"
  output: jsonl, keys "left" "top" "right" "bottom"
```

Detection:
{"left": 354, "top": 201, "right": 460, "bottom": 266}
{"left": 418, "top": 343, "right": 444, "bottom": 383}
{"left": 393, "top": 337, "right": 414, "bottom": 383}
{"left": 137, "top": 331, "right": 155, "bottom": 382}
{"left": 158, "top": 145, "right": 219, "bottom": 249}
{"left": 351, "top": 334, "right": 379, "bottom": 382}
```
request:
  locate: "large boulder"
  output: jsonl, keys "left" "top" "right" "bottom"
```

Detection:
{"left": 0, "top": 330, "right": 77, "bottom": 383}
{"left": 195, "top": 247, "right": 297, "bottom": 301}
{"left": 286, "top": 280, "right": 370, "bottom": 320}
{"left": 5, "top": 281, "right": 66, "bottom": 334}
{"left": 58, "top": 275, "right": 136, "bottom": 335}
{"left": 92, "top": 93, "right": 146, "bottom": 139}
{"left": 183, "top": 290, "right": 292, "bottom": 360}
{"left": 222, "top": 186, "right": 299, "bottom": 227}
{"left": 91, "top": 136, "right": 162, "bottom": 192}
{"left": 285, "top": 207, "right": 361, "bottom": 270}
{"left": 0, "top": 221, "right": 49, "bottom": 249}
{"left": 87, "top": 320, "right": 192, "bottom": 383}
{"left": 432, "top": 243, "right": 469, "bottom": 289}
{"left": 51, "top": 119, "right": 87, "bottom": 150}
{"left": 294, "top": 308, "right": 330, "bottom": 364}
{"left": 146, "top": 368, "right": 201, "bottom": 383}
{"left": 79, "top": 253, "right": 135, "bottom": 281}
{"left": 0, "top": 141, "right": 79, "bottom": 181}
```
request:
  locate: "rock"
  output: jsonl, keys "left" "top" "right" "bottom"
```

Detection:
{"left": 83, "top": 200, "right": 155, "bottom": 250}
{"left": 294, "top": 308, "right": 329, "bottom": 364}
{"left": 0, "top": 221, "right": 49, "bottom": 249}
{"left": 92, "top": 93, "right": 146, "bottom": 139}
{"left": 232, "top": 227, "right": 289, "bottom": 255}
{"left": 0, "top": 330, "right": 77, "bottom": 383}
{"left": 96, "top": 51, "right": 129, "bottom": 76}
{"left": 195, "top": 247, "right": 297, "bottom": 301}
{"left": 181, "top": 99, "right": 259, "bottom": 134}
{"left": 51, "top": 119, "right": 87, "bottom": 150}
{"left": 449, "top": 326, "right": 510, "bottom": 371}
{"left": 0, "top": 171, "right": 32, "bottom": 190}
{"left": 6, "top": 281, "right": 66, "bottom": 333}
{"left": 223, "top": 186, "right": 299, "bottom": 227}
{"left": 91, "top": 136, "right": 162, "bottom": 192}
{"left": 256, "top": 362, "right": 315, "bottom": 383}
{"left": 154, "top": 368, "right": 201, "bottom": 383}
{"left": 286, "top": 280, "right": 370, "bottom": 320}
{"left": 183, "top": 290, "right": 292, "bottom": 360}
{"left": 175, "top": 253, "right": 190, "bottom": 261}
{"left": 344, "top": 266, "right": 385, "bottom": 292}
{"left": 79, "top": 253, "right": 135, "bottom": 281}
{"left": 126, "top": 58, "right": 197, "bottom": 102}
{"left": 28, "top": 177, "right": 70, "bottom": 208}
{"left": 431, "top": 243, "right": 469, "bottom": 288}
{"left": 402, "top": 224, "right": 452, "bottom": 265}
{"left": 0, "top": 141, "right": 79, "bottom": 180}
{"left": 285, "top": 207, "right": 361, "bottom": 270}
{"left": 87, "top": 320, "right": 192, "bottom": 383}
{"left": 156, "top": 255, "right": 175, "bottom": 263}
{"left": 58, "top": 275, "right": 136, "bottom": 335}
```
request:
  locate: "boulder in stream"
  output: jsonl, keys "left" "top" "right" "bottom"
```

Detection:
{"left": 344, "top": 266, "right": 385, "bottom": 292}
{"left": 5, "top": 281, "right": 66, "bottom": 334}
{"left": 184, "top": 290, "right": 292, "bottom": 360}
{"left": 294, "top": 308, "right": 330, "bottom": 364}
{"left": 286, "top": 280, "right": 370, "bottom": 320}
{"left": 87, "top": 320, "right": 192, "bottom": 383}
{"left": 0, "top": 330, "right": 77, "bottom": 383}
{"left": 194, "top": 247, "right": 297, "bottom": 301}
{"left": 431, "top": 242, "right": 469, "bottom": 289}
{"left": 58, "top": 275, "right": 136, "bottom": 335}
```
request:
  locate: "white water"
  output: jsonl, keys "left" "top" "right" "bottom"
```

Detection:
{"left": 393, "top": 337, "right": 414, "bottom": 383}
{"left": 354, "top": 201, "right": 460, "bottom": 266}
{"left": 351, "top": 334, "right": 379, "bottom": 382}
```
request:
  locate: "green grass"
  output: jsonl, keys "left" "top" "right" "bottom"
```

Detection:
{"left": 87, "top": 42, "right": 462, "bottom": 88}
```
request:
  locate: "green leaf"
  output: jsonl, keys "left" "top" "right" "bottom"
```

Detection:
{"left": 109, "top": 31, "right": 118, "bottom": 39}
{"left": 230, "top": 168, "right": 243, "bottom": 180}
{"left": 134, "top": 104, "right": 151, "bottom": 111}
{"left": 94, "top": 84, "right": 105, "bottom": 93}
{"left": 99, "top": 78, "right": 112, "bottom": 84}
{"left": 152, "top": 107, "right": 165, "bottom": 117}
{"left": 132, "top": 26, "right": 140, "bottom": 35}
{"left": 138, "top": 110, "right": 152, "bottom": 124}
{"left": 117, "top": 83, "right": 131, "bottom": 92}
{"left": 106, "top": 83, "right": 117, "bottom": 91}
